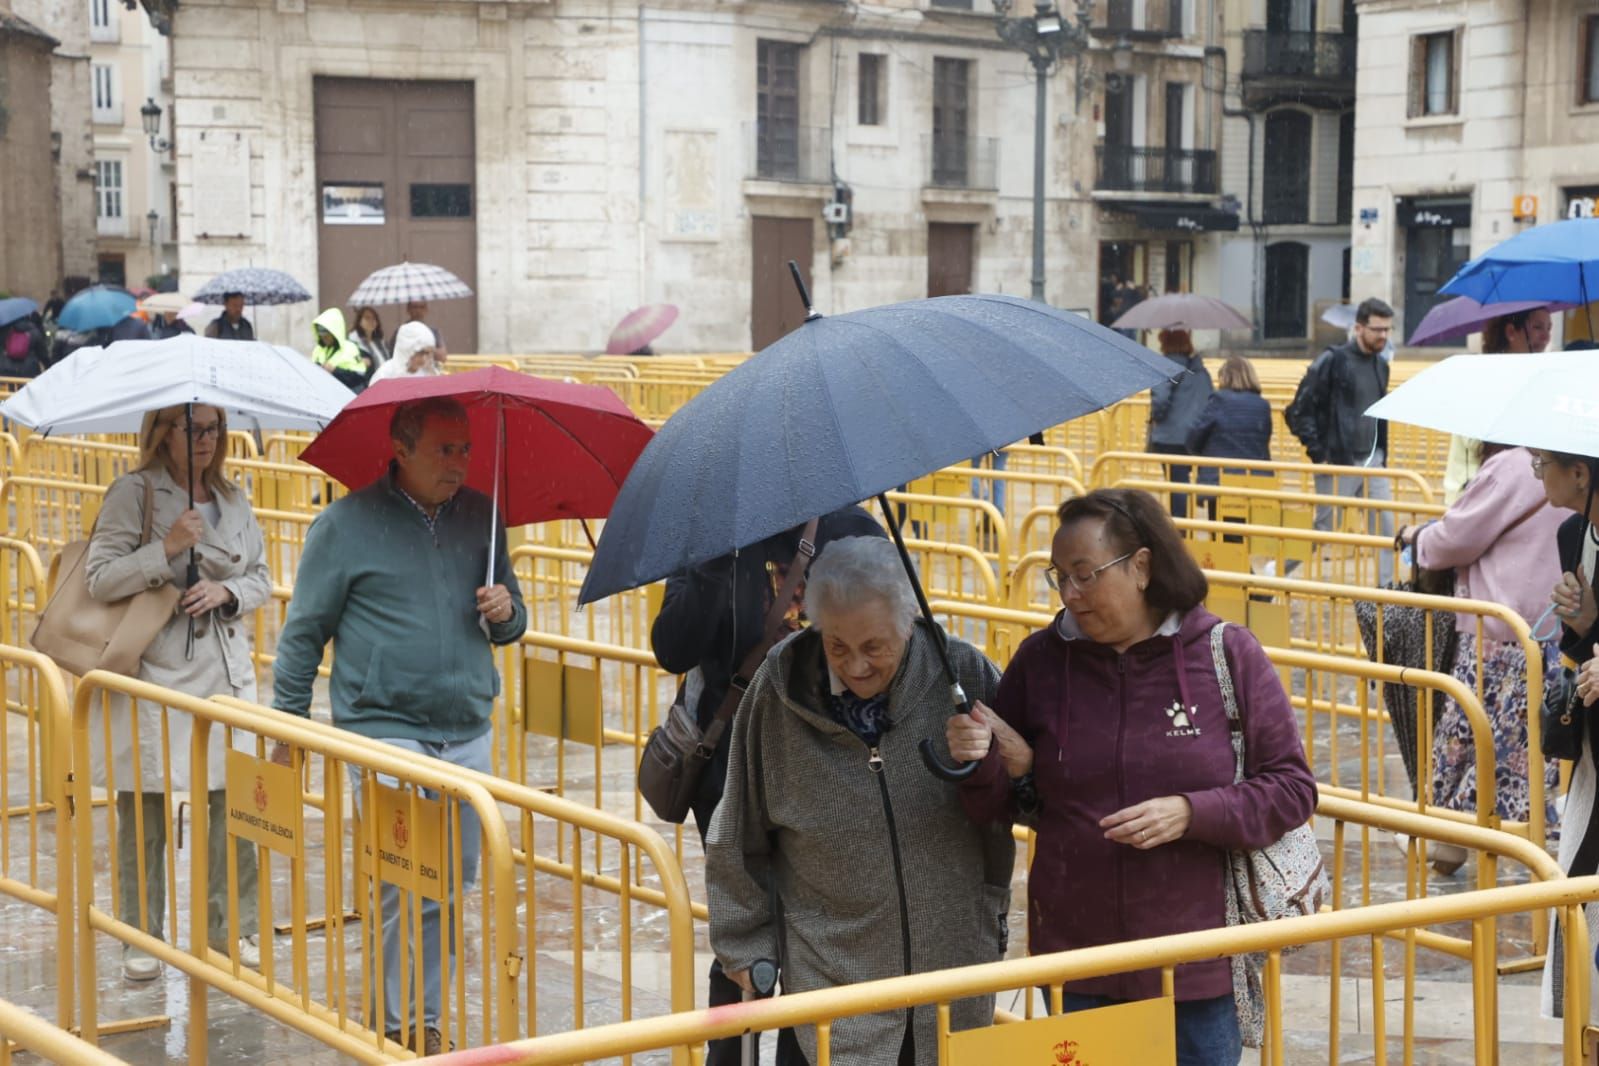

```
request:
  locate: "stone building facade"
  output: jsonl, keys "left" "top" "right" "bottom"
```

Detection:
{"left": 138, "top": 0, "right": 1245, "bottom": 352}
{"left": 11, "top": 0, "right": 98, "bottom": 292}
{"left": 1350, "top": 0, "right": 1599, "bottom": 350}
{"left": 0, "top": 9, "right": 63, "bottom": 300}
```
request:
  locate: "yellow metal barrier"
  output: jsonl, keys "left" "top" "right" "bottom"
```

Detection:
{"left": 0, "top": 475, "right": 106, "bottom": 565}
{"left": 431, "top": 871, "right": 1599, "bottom": 1065}
{"left": 0, "top": 647, "right": 74, "bottom": 1029}
{"left": 69, "top": 675, "right": 520, "bottom": 1061}
{"left": 0, "top": 537, "right": 45, "bottom": 651}
{"left": 0, "top": 432, "right": 19, "bottom": 479}
{"left": 0, "top": 996, "right": 129, "bottom": 1066}
{"left": 1088, "top": 450, "right": 1438, "bottom": 504}
{"left": 1114, "top": 475, "right": 1442, "bottom": 536}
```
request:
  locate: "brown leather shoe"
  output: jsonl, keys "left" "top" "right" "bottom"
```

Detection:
{"left": 422, "top": 1027, "right": 447, "bottom": 1056}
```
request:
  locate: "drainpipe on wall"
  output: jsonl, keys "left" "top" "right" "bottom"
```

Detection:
{"left": 637, "top": 5, "right": 649, "bottom": 310}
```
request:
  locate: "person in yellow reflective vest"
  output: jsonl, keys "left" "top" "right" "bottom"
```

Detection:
{"left": 311, "top": 307, "right": 372, "bottom": 392}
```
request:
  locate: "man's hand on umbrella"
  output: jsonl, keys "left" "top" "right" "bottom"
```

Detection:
{"left": 181, "top": 578, "right": 236, "bottom": 618}
{"left": 476, "top": 584, "right": 514, "bottom": 624}
{"left": 162, "top": 509, "right": 204, "bottom": 558}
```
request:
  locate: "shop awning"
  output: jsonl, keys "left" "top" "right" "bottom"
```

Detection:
{"left": 1104, "top": 202, "right": 1242, "bottom": 233}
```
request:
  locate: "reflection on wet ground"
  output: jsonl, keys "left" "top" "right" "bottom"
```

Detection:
{"left": 0, "top": 680, "right": 1570, "bottom": 1064}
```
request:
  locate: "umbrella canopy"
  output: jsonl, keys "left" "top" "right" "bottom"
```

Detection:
{"left": 1441, "top": 217, "right": 1599, "bottom": 305}
{"left": 0, "top": 297, "right": 38, "bottom": 329}
{"left": 57, "top": 285, "right": 136, "bottom": 332}
{"left": 1406, "top": 296, "right": 1576, "bottom": 346}
{"left": 578, "top": 292, "right": 1177, "bottom": 605}
{"left": 194, "top": 267, "right": 312, "bottom": 306}
{"left": 606, "top": 304, "right": 680, "bottom": 354}
{"left": 1364, "top": 350, "right": 1599, "bottom": 457}
{"left": 1109, "top": 293, "right": 1251, "bottom": 331}
{"left": 139, "top": 291, "right": 192, "bottom": 316}
{"left": 0, "top": 335, "right": 355, "bottom": 435}
{"left": 349, "top": 262, "right": 472, "bottom": 306}
{"left": 1321, "top": 304, "right": 1357, "bottom": 331}
{"left": 298, "top": 367, "right": 653, "bottom": 527}
{"left": 175, "top": 301, "right": 210, "bottom": 324}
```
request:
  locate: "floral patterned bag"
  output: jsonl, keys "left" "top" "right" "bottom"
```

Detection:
{"left": 1211, "top": 623, "right": 1330, "bottom": 1048}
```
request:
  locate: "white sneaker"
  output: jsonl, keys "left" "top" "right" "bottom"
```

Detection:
{"left": 237, "top": 934, "right": 260, "bottom": 969}
{"left": 1391, "top": 831, "right": 1411, "bottom": 857}
{"left": 122, "top": 946, "right": 160, "bottom": 982}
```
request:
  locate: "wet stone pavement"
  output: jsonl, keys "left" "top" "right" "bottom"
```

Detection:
{"left": 0, "top": 681, "right": 1574, "bottom": 1064}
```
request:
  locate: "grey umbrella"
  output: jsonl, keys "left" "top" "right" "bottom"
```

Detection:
{"left": 194, "top": 267, "right": 312, "bottom": 306}
{"left": 1111, "top": 292, "right": 1252, "bottom": 331}
{"left": 579, "top": 266, "right": 1179, "bottom": 779}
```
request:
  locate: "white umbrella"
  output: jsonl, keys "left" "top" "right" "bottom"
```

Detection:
{"left": 1364, "top": 349, "right": 1599, "bottom": 457}
{"left": 1321, "top": 304, "right": 1357, "bottom": 331}
{"left": 0, "top": 334, "right": 355, "bottom": 435}
{"left": 349, "top": 262, "right": 473, "bottom": 306}
{"left": 139, "top": 292, "right": 192, "bottom": 315}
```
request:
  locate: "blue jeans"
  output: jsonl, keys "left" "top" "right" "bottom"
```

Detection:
{"left": 1058, "top": 992, "right": 1241, "bottom": 1066}
{"left": 347, "top": 730, "right": 492, "bottom": 1033}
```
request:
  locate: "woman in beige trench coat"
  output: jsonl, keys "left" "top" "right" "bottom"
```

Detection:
{"left": 84, "top": 403, "right": 272, "bottom": 981}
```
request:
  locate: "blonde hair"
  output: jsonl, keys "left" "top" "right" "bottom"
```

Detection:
{"left": 1217, "top": 355, "right": 1261, "bottom": 393}
{"left": 137, "top": 404, "right": 237, "bottom": 498}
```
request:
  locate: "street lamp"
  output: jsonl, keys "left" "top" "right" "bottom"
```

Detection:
{"left": 139, "top": 98, "right": 171, "bottom": 153}
{"left": 993, "top": 0, "right": 1094, "bottom": 303}
{"left": 147, "top": 209, "right": 160, "bottom": 246}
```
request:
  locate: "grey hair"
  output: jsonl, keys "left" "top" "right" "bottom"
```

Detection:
{"left": 389, "top": 396, "right": 468, "bottom": 451}
{"left": 805, "top": 536, "right": 918, "bottom": 637}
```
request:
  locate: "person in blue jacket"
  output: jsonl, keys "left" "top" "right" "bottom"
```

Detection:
{"left": 1187, "top": 355, "right": 1273, "bottom": 523}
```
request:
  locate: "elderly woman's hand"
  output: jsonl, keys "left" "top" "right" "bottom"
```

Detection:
{"left": 1579, "top": 645, "right": 1599, "bottom": 708}
{"left": 1100, "top": 796, "right": 1192, "bottom": 849}
{"left": 946, "top": 702, "right": 1033, "bottom": 777}
{"left": 1553, "top": 566, "right": 1597, "bottom": 635}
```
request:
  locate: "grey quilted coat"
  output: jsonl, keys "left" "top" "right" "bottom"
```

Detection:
{"left": 706, "top": 622, "right": 1014, "bottom": 1066}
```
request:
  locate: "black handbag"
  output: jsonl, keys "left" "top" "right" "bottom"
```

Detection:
{"left": 638, "top": 519, "right": 818, "bottom": 823}
{"left": 1542, "top": 667, "right": 1584, "bottom": 761}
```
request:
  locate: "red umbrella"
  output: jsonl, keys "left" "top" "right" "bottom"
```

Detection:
{"left": 606, "top": 304, "right": 679, "bottom": 354}
{"left": 298, "top": 367, "right": 653, "bottom": 528}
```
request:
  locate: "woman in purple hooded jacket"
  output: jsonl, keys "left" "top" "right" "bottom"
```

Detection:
{"left": 947, "top": 489, "right": 1317, "bottom": 1065}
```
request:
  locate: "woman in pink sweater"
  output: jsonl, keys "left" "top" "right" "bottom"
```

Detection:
{"left": 1398, "top": 444, "right": 1564, "bottom": 871}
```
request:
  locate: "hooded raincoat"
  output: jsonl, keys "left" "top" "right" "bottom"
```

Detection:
{"left": 959, "top": 606, "right": 1316, "bottom": 1003}
{"left": 311, "top": 308, "right": 370, "bottom": 391}
{"left": 707, "top": 622, "right": 1014, "bottom": 1066}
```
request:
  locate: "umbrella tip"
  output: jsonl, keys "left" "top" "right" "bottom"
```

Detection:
{"left": 787, "top": 260, "right": 823, "bottom": 322}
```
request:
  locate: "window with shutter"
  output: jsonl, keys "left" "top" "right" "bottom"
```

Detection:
{"left": 757, "top": 40, "right": 801, "bottom": 180}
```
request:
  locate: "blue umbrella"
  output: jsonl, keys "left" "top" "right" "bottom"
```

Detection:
{"left": 0, "top": 297, "right": 38, "bottom": 329}
{"left": 1441, "top": 218, "right": 1599, "bottom": 314}
{"left": 578, "top": 276, "right": 1178, "bottom": 779}
{"left": 56, "top": 285, "right": 136, "bottom": 332}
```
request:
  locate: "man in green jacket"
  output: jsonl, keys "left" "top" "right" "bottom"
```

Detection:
{"left": 271, "top": 396, "right": 526, "bottom": 1055}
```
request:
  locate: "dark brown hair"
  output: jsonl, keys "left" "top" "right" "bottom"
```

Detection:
{"left": 1481, "top": 308, "right": 1539, "bottom": 354}
{"left": 1055, "top": 488, "right": 1208, "bottom": 613}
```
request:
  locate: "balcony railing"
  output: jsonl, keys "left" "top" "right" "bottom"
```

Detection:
{"left": 1241, "top": 30, "right": 1356, "bottom": 85}
{"left": 925, "top": 134, "right": 998, "bottom": 190}
{"left": 746, "top": 122, "right": 831, "bottom": 185}
{"left": 1095, "top": 145, "right": 1218, "bottom": 194}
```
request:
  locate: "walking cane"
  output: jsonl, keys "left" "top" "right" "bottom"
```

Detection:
{"left": 740, "top": 958, "right": 778, "bottom": 1066}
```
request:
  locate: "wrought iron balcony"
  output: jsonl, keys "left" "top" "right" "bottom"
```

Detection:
{"left": 746, "top": 122, "right": 831, "bottom": 185}
{"left": 925, "top": 135, "right": 999, "bottom": 190}
{"left": 1240, "top": 30, "right": 1356, "bottom": 108}
{"left": 1095, "top": 145, "right": 1218, "bottom": 195}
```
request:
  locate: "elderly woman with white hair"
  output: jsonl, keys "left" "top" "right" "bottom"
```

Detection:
{"left": 705, "top": 535, "right": 1015, "bottom": 1066}
{"left": 369, "top": 320, "right": 443, "bottom": 382}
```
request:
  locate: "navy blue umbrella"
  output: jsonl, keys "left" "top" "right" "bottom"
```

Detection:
{"left": 56, "top": 285, "right": 136, "bottom": 332}
{"left": 579, "top": 278, "right": 1178, "bottom": 778}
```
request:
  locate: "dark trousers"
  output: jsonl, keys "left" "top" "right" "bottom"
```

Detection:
{"left": 695, "top": 807, "right": 804, "bottom": 1066}
{"left": 1047, "top": 991, "right": 1241, "bottom": 1066}
{"left": 1147, "top": 442, "right": 1193, "bottom": 519}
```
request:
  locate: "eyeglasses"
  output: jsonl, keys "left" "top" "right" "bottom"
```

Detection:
{"left": 1044, "top": 552, "right": 1134, "bottom": 595}
{"left": 1530, "top": 454, "right": 1550, "bottom": 476}
{"left": 177, "top": 423, "right": 222, "bottom": 441}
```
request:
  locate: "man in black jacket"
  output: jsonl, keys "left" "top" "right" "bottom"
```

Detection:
{"left": 1287, "top": 296, "right": 1396, "bottom": 583}
{"left": 650, "top": 505, "right": 886, "bottom": 1066}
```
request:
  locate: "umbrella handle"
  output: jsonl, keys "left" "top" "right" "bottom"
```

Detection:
{"left": 873, "top": 492, "right": 978, "bottom": 782}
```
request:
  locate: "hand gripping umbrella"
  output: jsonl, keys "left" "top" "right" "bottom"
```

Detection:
{"left": 578, "top": 265, "right": 1180, "bottom": 781}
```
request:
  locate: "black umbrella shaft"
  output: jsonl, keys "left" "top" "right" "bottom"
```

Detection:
{"left": 874, "top": 493, "right": 978, "bottom": 782}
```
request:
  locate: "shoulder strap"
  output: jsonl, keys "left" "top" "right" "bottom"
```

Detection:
{"left": 1210, "top": 622, "right": 1245, "bottom": 785}
{"left": 138, "top": 472, "right": 157, "bottom": 548}
{"left": 704, "top": 517, "right": 823, "bottom": 737}
{"left": 1501, "top": 497, "right": 1546, "bottom": 539}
